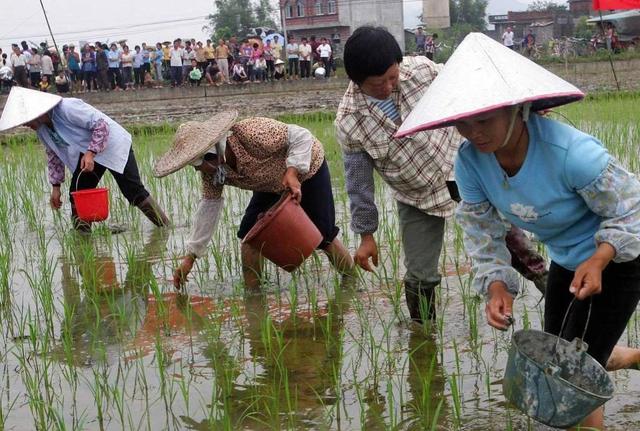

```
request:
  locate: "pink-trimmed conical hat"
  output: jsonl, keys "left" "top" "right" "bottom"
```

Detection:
{"left": 395, "top": 32, "right": 584, "bottom": 138}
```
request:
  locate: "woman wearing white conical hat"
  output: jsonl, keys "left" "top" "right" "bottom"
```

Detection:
{"left": 0, "top": 87, "right": 169, "bottom": 231}
{"left": 154, "top": 112, "right": 355, "bottom": 291}
{"left": 398, "top": 32, "right": 640, "bottom": 429}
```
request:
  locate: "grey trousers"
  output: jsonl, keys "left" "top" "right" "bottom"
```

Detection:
{"left": 397, "top": 201, "right": 445, "bottom": 286}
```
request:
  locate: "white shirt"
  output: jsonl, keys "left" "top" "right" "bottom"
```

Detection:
{"left": 169, "top": 47, "right": 184, "bottom": 67}
{"left": 41, "top": 55, "right": 54, "bottom": 75}
{"left": 10, "top": 52, "right": 27, "bottom": 67}
{"left": 286, "top": 43, "right": 299, "bottom": 59}
{"left": 502, "top": 31, "right": 514, "bottom": 47}
{"left": 299, "top": 44, "right": 312, "bottom": 60}
{"left": 317, "top": 43, "right": 332, "bottom": 58}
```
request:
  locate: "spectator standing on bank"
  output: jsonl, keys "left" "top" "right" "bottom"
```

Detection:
{"left": 415, "top": 27, "right": 426, "bottom": 54}
{"left": 286, "top": 35, "right": 299, "bottom": 79}
{"left": 502, "top": 26, "right": 515, "bottom": 50}
{"left": 272, "top": 35, "right": 283, "bottom": 62}
{"left": 215, "top": 39, "right": 230, "bottom": 84}
{"left": 95, "top": 44, "right": 109, "bottom": 91}
{"left": 82, "top": 45, "right": 97, "bottom": 92}
{"left": 162, "top": 42, "right": 171, "bottom": 77}
{"left": 28, "top": 48, "right": 42, "bottom": 89}
{"left": 310, "top": 35, "right": 320, "bottom": 63}
{"left": 10, "top": 44, "right": 29, "bottom": 87}
{"left": 425, "top": 33, "right": 438, "bottom": 60}
{"left": 41, "top": 51, "right": 54, "bottom": 85}
{"left": 606, "top": 23, "right": 614, "bottom": 51}
{"left": 316, "top": 38, "right": 332, "bottom": 78}
{"left": 240, "top": 40, "right": 254, "bottom": 79}
{"left": 107, "top": 43, "right": 122, "bottom": 90}
{"left": 205, "top": 39, "right": 215, "bottom": 66}
{"left": 66, "top": 44, "right": 82, "bottom": 93}
{"left": 141, "top": 43, "right": 151, "bottom": 74}
{"left": 169, "top": 39, "right": 185, "bottom": 87}
{"left": 121, "top": 45, "right": 134, "bottom": 90}
{"left": 299, "top": 37, "right": 312, "bottom": 79}
{"left": 133, "top": 45, "right": 144, "bottom": 89}
{"left": 183, "top": 42, "right": 195, "bottom": 82}
{"left": 154, "top": 43, "right": 164, "bottom": 82}
{"left": 263, "top": 40, "right": 275, "bottom": 81}
{"left": 195, "top": 41, "right": 207, "bottom": 72}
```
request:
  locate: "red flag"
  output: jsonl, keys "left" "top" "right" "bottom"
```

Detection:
{"left": 592, "top": 0, "right": 640, "bottom": 10}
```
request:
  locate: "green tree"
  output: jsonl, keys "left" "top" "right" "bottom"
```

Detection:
{"left": 527, "top": 0, "right": 568, "bottom": 11}
{"left": 449, "top": 0, "right": 488, "bottom": 31}
{"left": 208, "top": 0, "right": 278, "bottom": 41}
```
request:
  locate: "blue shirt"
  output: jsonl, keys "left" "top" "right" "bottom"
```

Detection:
{"left": 455, "top": 114, "right": 610, "bottom": 270}
{"left": 155, "top": 49, "right": 163, "bottom": 65}
{"left": 133, "top": 51, "right": 144, "bottom": 68}
{"left": 107, "top": 50, "right": 120, "bottom": 68}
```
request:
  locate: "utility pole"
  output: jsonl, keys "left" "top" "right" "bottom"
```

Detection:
{"left": 39, "top": 0, "right": 65, "bottom": 68}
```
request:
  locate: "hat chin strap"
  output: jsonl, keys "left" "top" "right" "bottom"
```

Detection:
{"left": 499, "top": 102, "right": 532, "bottom": 149}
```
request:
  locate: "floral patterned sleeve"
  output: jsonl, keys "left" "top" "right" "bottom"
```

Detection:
{"left": 577, "top": 158, "right": 640, "bottom": 262}
{"left": 45, "top": 146, "right": 65, "bottom": 185}
{"left": 87, "top": 119, "right": 109, "bottom": 154}
{"left": 456, "top": 200, "right": 521, "bottom": 297}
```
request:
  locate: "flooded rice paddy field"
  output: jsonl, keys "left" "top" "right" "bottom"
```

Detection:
{"left": 1, "top": 96, "right": 640, "bottom": 430}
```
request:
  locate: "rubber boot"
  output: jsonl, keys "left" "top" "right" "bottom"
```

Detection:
{"left": 71, "top": 205, "right": 92, "bottom": 233}
{"left": 405, "top": 281, "right": 437, "bottom": 324}
{"left": 136, "top": 195, "right": 170, "bottom": 227}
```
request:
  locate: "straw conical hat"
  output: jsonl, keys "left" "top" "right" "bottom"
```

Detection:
{"left": 153, "top": 110, "right": 238, "bottom": 178}
{"left": 0, "top": 87, "right": 62, "bottom": 132}
{"left": 395, "top": 33, "right": 584, "bottom": 137}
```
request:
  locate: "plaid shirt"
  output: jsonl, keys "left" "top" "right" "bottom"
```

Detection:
{"left": 335, "top": 56, "right": 461, "bottom": 233}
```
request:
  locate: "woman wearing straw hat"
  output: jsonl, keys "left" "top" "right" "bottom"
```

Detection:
{"left": 397, "top": 32, "right": 640, "bottom": 429}
{"left": 154, "top": 111, "right": 355, "bottom": 291}
{"left": 0, "top": 86, "right": 170, "bottom": 231}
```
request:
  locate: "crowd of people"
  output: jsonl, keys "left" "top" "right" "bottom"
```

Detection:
{"left": 0, "top": 34, "right": 338, "bottom": 94}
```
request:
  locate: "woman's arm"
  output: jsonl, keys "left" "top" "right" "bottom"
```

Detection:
{"left": 456, "top": 201, "right": 521, "bottom": 297}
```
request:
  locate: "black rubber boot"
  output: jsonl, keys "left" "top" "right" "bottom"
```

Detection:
{"left": 136, "top": 196, "right": 170, "bottom": 227}
{"left": 405, "top": 281, "right": 437, "bottom": 324}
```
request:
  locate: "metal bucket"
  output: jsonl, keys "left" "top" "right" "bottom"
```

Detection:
{"left": 503, "top": 299, "right": 614, "bottom": 428}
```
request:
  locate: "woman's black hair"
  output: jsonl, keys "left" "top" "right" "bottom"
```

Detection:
{"left": 343, "top": 26, "right": 403, "bottom": 86}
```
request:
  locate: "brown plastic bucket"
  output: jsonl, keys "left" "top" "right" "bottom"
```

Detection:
{"left": 242, "top": 193, "right": 322, "bottom": 272}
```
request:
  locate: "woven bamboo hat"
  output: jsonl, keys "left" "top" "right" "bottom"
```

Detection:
{"left": 395, "top": 32, "right": 584, "bottom": 137}
{"left": 0, "top": 86, "right": 62, "bottom": 132}
{"left": 153, "top": 110, "right": 238, "bottom": 178}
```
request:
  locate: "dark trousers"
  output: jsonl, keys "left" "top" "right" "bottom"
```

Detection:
{"left": 14, "top": 66, "right": 29, "bottom": 87}
{"left": 300, "top": 60, "right": 310, "bottom": 78}
{"left": 544, "top": 258, "right": 640, "bottom": 366}
{"left": 108, "top": 67, "right": 122, "bottom": 89}
{"left": 287, "top": 58, "right": 299, "bottom": 77}
{"left": 83, "top": 70, "right": 96, "bottom": 90}
{"left": 266, "top": 60, "right": 275, "bottom": 80}
{"left": 69, "top": 149, "right": 150, "bottom": 208}
{"left": 97, "top": 69, "right": 109, "bottom": 91}
{"left": 133, "top": 67, "right": 143, "bottom": 86}
{"left": 170, "top": 66, "right": 182, "bottom": 86}
{"left": 320, "top": 58, "right": 331, "bottom": 77}
{"left": 30, "top": 72, "right": 41, "bottom": 88}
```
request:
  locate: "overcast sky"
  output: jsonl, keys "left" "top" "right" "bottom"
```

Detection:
{"left": 0, "top": 0, "right": 538, "bottom": 51}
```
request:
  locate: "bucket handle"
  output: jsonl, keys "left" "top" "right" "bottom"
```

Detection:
{"left": 74, "top": 169, "right": 101, "bottom": 193}
{"left": 552, "top": 296, "right": 593, "bottom": 359}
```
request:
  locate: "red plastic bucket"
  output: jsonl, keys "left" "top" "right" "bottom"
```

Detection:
{"left": 71, "top": 170, "right": 110, "bottom": 223}
{"left": 242, "top": 193, "right": 322, "bottom": 272}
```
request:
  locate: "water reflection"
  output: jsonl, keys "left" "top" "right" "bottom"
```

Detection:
{"left": 55, "top": 229, "right": 169, "bottom": 366}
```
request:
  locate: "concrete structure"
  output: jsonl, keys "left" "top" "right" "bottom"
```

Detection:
{"left": 568, "top": 0, "right": 594, "bottom": 17}
{"left": 423, "top": 0, "right": 450, "bottom": 28}
{"left": 279, "top": 0, "right": 405, "bottom": 57}
{"left": 489, "top": 10, "right": 574, "bottom": 43}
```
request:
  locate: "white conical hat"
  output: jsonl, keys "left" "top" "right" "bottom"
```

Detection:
{"left": 395, "top": 33, "right": 584, "bottom": 138}
{"left": 0, "top": 86, "right": 63, "bottom": 132}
